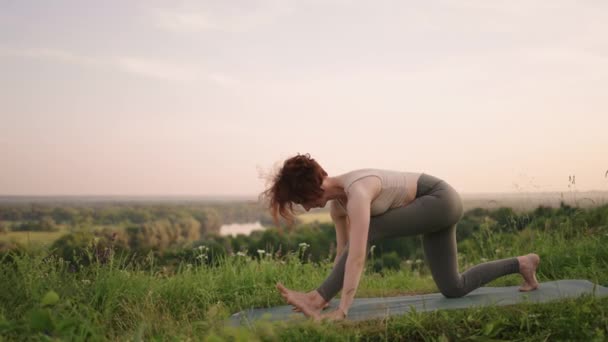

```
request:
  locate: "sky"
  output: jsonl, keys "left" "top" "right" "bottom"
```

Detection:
{"left": 1, "top": 0, "right": 607, "bottom": 196}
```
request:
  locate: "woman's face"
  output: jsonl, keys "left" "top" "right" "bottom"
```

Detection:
{"left": 298, "top": 196, "right": 328, "bottom": 212}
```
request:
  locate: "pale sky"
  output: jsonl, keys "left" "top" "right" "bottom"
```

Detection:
{"left": 1, "top": 0, "right": 607, "bottom": 196}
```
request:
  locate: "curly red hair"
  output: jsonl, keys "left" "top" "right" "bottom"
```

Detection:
{"left": 260, "top": 153, "right": 328, "bottom": 227}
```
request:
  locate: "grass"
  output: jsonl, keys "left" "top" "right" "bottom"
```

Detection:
{"left": 0, "top": 224, "right": 124, "bottom": 246}
{"left": 1, "top": 203, "right": 607, "bottom": 341}
{"left": 0, "top": 218, "right": 607, "bottom": 341}
{"left": 0, "top": 230, "right": 67, "bottom": 246}
{"left": 298, "top": 211, "right": 332, "bottom": 224}
{"left": 1, "top": 256, "right": 606, "bottom": 341}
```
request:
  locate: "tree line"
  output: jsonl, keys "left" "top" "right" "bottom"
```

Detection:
{"left": 0, "top": 201, "right": 274, "bottom": 233}
{"left": 2, "top": 201, "right": 606, "bottom": 273}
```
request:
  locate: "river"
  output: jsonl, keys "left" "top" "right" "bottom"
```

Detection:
{"left": 219, "top": 221, "right": 265, "bottom": 237}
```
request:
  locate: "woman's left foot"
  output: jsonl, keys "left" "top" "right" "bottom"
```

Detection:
{"left": 276, "top": 283, "right": 328, "bottom": 317}
{"left": 517, "top": 253, "right": 540, "bottom": 291}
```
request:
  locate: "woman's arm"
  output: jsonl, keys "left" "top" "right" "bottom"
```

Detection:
{"left": 337, "top": 184, "right": 374, "bottom": 316}
{"left": 329, "top": 200, "right": 349, "bottom": 264}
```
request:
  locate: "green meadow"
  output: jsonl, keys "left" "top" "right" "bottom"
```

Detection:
{"left": 0, "top": 201, "right": 607, "bottom": 341}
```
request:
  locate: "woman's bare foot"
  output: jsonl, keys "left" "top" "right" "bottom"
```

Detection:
{"left": 517, "top": 253, "right": 540, "bottom": 291}
{"left": 276, "top": 283, "right": 329, "bottom": 315}
{"left": 290, "top": 290, "right": 330, "bottom": 313}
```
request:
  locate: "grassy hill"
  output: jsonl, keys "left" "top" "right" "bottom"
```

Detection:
{"left": 1, "top": 203, "right": 607, "bottom": 340}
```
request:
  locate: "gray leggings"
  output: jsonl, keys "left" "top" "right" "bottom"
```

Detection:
{"left": 316, "top": 173, "right": 520, "bottom": 301}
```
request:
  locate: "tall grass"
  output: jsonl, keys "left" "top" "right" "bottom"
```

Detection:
{"left": 1, "top": 211, "right": 607, "bottom": 341}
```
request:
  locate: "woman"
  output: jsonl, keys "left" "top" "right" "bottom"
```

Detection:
{"left": 261, "top": 153, "right": 540, "bottom": 322}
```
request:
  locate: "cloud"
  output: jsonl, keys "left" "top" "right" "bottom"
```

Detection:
{"left": 149, "top": 0, "right": 294, "bottom": 33}
{"left": 0, "top": 47, "right": 100, "bottom": 67}
{"left": 207, "top": 72, "right": 240, "bottom": 87}
{"left": 114, "top": 56, "right": 200, "bottom": 82}
{"left": 152, "top": 10, "right": 217, "bottom": 33}
{"left": 112, "top": 57, "right": 239, "bottom": 86}
{"left": 0, "top": 46, "right": 236, "bottom": 86}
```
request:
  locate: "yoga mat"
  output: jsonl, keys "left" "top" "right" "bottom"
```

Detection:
{"left": 229, "top": 280, "right": 608, "bottom": 326}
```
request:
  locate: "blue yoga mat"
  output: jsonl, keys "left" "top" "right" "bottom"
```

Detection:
{"left": 229, "top": 280, "right": 608, "bottom": 326}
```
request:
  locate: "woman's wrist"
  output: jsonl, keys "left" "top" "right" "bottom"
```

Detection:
{"left": 338, "top": 306, "right": 348, "bottom": 318}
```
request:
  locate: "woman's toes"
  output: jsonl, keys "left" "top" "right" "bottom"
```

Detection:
{"left": 276, "top": 283, "right": 287, "bottom": 293}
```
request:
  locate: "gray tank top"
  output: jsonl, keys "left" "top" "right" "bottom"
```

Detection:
{"left": 335, "top": 169, "right": 417, "bottom": 216}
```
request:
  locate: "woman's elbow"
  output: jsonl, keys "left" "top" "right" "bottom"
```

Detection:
{"left": 348, "top": 254, "right": 366, "bottom": 266}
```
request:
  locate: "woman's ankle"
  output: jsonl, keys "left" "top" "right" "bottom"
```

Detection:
{"left": 308, "top": 290, "right": 328, "bottom": 306}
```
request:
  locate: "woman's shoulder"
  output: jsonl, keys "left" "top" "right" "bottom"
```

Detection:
{"left": 338, "top": 168, "right": 382, "bottom": 178}
{"left": 339, "top": 168, "right": 396, "bottom": 181}
{"left": 338, "top": 168, "right": 386, "bottom": 195}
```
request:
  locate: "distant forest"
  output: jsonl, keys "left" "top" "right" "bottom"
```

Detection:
{"left": 1, "top": 198, "right": 607, "bottom": 275}
{"left": 0, "top": 200, "right": 276, "bottom": 233}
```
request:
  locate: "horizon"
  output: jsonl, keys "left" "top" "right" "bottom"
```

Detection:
{"left": 2, "top": 189, "right": 607, "bottom": 200}
{"left": 1, "top": 1, "right": 607, "bottom": 196}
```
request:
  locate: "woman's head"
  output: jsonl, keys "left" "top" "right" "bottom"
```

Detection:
{"left": 260, "top": 153, "right": 328, "bottom": 227}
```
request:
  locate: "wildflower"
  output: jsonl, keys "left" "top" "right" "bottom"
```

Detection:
{"left": 415, "top": 259, "right": 422, "bottom": 264}
{"left": 298, "top": 242, "right": 310, "bottom": 248}
{"left": 237, "top": 251, "right": 247, "bottom": 257}
{"left": 257, "top": 249, "right": 265, "bottom": 255}
{"left": 405, "top": 259, "right": 412, "bottom": 265}
{"left": 82, "top": 279, "right": 91, "bottom": 285}
{"left": 481, "top": 258, "right": 488, "bottom": 262}
{"left": 494, "top": 248, "right": 501, "bottom": 254}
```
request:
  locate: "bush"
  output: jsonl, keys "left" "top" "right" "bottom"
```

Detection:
{"left": 372, "top": 251, "right": 401, "bottom": 272}
{"left": 12, "top": 216, "right": 59, "bottom": 232}
{"left": 50, "top": 231, "right": 120, "bottom": 268}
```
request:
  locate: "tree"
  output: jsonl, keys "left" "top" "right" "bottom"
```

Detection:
{"left": 39, "top": 216, "right": 58, "bottom": 232}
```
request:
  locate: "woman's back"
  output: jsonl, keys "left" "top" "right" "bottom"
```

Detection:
{"left": 335, "top": 169, "right": 421, "bottom": 216}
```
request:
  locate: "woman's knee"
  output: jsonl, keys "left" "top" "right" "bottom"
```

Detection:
{"left": 446, "top": 186, "right": 464, "bottom": 223}
{"left": 437, "top": 282, "right": 467, "bottom": 298}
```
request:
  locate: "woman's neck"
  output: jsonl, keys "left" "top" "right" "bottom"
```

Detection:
{"left": 322, "top": 176, "right": 347, "bottom": 201}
